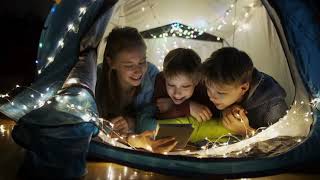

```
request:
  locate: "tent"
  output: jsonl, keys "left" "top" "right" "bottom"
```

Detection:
{"left": 0, "top": 0, "right": 319, "bottom": 178}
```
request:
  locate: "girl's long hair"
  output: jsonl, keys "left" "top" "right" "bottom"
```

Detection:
{"left": 96, "top": 27, "right": 146, "bottom": 119}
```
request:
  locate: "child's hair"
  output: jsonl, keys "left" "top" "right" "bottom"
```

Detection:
{"left": 163, "top": 48, "right": 201, "bottom": 82}
{"left": 202, "top": 47, "right": 254, "bottom": 86}
{"left": 104, "top": 26, "right": 146, "bottom": 59}
{"left": 97, "top": 26, "right": 146, "bottom": 119}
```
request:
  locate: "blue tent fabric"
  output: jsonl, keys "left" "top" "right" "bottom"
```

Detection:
{"left": 268, "top": 0, "right": 320, "bottom": 96}
{"left": 0, "top": 0, "right": 115, "bottom": 178}
{"left": 0, "top": 0, "right": 319, "bottom": 178}
{"left": 12, "top": 122, "right": 97, "bottom": 179}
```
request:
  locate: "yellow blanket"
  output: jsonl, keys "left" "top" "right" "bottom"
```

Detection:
{"left": 157, "top": 116, "right": 233, "bottom": 143}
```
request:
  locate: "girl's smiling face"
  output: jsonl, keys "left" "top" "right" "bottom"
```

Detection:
{"left": 109, "top": 47, "right": 147, "bottom": 88}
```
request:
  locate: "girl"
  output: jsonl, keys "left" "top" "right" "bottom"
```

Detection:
{"left": 95, "top": 26, "right": 177, "bottom": 153}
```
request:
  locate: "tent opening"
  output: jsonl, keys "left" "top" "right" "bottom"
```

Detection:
{"left": 91, "top": 0, "right": 314, "bottom": 158}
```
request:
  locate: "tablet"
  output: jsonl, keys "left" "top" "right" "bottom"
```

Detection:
{"left": 155, "top": 124, "right": 194, "bottom": 149}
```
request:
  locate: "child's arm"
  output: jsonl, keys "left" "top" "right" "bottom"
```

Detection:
{"left": 156, "top": 99, "right": 190, "bottom": 119}
{"left": 156, "top": 99, "right": 212, "bottom": 121}
{"left": 189, "top": 101, "right": 212, "bottom": 122}
{"left": 263, "top": 99, "right": 288, "bottom": 127}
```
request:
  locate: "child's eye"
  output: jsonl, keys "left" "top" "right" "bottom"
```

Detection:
{"left": 124, "top": 65, "right": 134, "bottom": 69}
{"left": 218, "top": 92, "right": 226, "bottom": 95}
{"left": 167, "top": 84, "right": 175, "bottom": 87}
{"left": 182, "top": 85, "right": 192, "bottom": 88}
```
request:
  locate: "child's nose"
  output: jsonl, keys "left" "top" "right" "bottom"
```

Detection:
{"left": 133, "top": 65, "right": 143, "bottom": 75}
{"left": 209, "top": 91, "right": 219, "bottom": 100}
{"left": 173, "top": 89, "right": 182, "bottom": 97}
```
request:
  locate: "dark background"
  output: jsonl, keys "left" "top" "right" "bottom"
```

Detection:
{"left": 0, "top": 0, "right": 53, "bottom": 94}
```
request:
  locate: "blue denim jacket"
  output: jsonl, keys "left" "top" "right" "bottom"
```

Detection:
{"left": 96, "top": 62, "right": 159, "bottom": 133}
{"left": 134, "top": 62, "right": 160, "bottom": 133}
{"left": 240, "top": 69, "right": 288, "bottom": 128}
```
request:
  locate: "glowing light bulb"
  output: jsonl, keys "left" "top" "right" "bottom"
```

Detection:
{"left": 232, "top": 20, "right": 238, "bottom": 26}
{"left": 68, "top": 23, "right": 75, "bottom": 32}
{"left": 223, "top": 154, "right": 227, "bottom": 158}
{"left": 51, "top": 6, "right": 56, "bottom": 13}
{"left": 58, "top": 39, "right": 64, "bottom": 48}
{"left": 79, "top": 7, "right": 87, "bottom": 15}
{"left": 146, "top": 145, "right": 153, "bottom": 152}
{"left": 66, "top": 78, "right": 78, "bottom": 85}
{"left": 48, "top": 56, "right": 54, "bottom": 63}
{"left": 81, "top": 114, "right": 91, "bottom": 122}
{"left": 77, "top": 105, "right": 82, "bottom": 110}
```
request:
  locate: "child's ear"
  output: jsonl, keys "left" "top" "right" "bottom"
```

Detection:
{"left": 240, "top": 82, "right": 250, "bottom": 95}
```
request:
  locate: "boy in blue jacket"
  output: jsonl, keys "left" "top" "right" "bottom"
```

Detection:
{"left": 201, "top": 47, "right": 288, "bottom": 136}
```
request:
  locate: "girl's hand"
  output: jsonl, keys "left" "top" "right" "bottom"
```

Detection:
{"left": 128, "top": 130, "right": 177, "bottom": 153}
{"left": 110, "top": 116, "right": 129, "bottom": 135}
